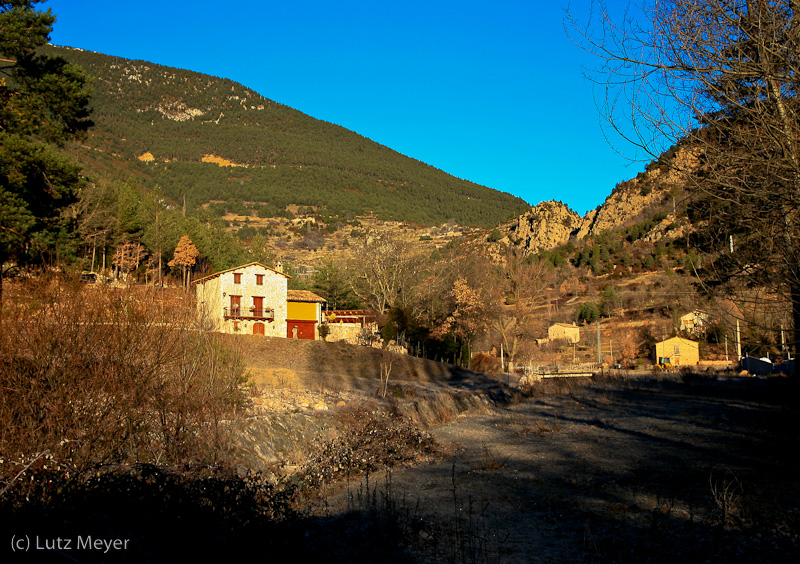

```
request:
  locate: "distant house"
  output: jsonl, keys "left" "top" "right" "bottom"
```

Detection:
{"left": 548, "top": 323, "right": 581, "bottom": 344}
{"left": 286, "top": 290, "right": 327, "bottom": 340}
{"left": 193, "top": 262, "right": 289, "bottom": 336}
{"left": 654, "top": 336, "right": 700, "bottom": 366}
{"left": 680, "top": 311, "right": 711, "bottom": 335}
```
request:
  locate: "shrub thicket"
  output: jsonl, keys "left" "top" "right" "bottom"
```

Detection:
{"left": 0, "top": 276, "right": 248, "bottom": 486}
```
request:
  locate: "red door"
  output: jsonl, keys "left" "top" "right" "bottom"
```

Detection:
{"left": 252, "top": 297, "right": 263, "bottom": 317}
{"left": 253, "top": 322, "right": 265, "bottom": 335}
{"left": 287, "top": 321, "right": 316, "bottom": 339}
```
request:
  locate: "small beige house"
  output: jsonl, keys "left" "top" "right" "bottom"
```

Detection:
{"left": 655, "top": 336, "right": 700, "bottom": 366}
{"left": 193, "top": 262, "right": 289, "bottom": 336}
{"left": 548, "top": 323, "right": 581, "bottom": 344}
{"left": 325, "top": 310, "right": 379, "bottom": 343}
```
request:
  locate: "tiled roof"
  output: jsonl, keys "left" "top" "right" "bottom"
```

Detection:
{"left": 287, "top": 289, "right": 326, "bottom": 303}
{"left": 192, "top": 262, "right": 290, "bottom": 284}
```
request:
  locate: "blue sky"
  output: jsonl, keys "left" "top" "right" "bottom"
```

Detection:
{"left": 45, "top": 0, "right": 647, "bottom": 215}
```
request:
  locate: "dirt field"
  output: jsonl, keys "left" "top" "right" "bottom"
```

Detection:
{"left": 227, "top": 336, "right": 800, "bottom": 562}
{"left": 318, "top": 375, "right": 800, "bottom": 563}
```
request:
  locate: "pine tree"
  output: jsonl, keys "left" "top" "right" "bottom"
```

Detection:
{"left": 0, "top": 1, "right": 92, "bottom": 300}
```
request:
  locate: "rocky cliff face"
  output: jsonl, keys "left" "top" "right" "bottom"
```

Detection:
{"left": 577, "top": 148, "right": 699, "bottom": 239}
{"left": 499, "top": 201, "right": 582, "bottom": 256}
{"left": 575, "top": 177, "right": 666, "bottom": 239}
{"left": 498, "top": 146, "right": 698, "bottom": 256}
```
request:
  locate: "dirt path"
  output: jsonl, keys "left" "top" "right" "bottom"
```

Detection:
{"left": 321, "top": 376, "right": 800, "bottom": 563}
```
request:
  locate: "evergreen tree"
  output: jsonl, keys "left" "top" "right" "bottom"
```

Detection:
{"left": 0, "top": 0, "right": 92, "bottom": 300}
{"left": 311, "top": 259, "right": 360, "bottom": 310}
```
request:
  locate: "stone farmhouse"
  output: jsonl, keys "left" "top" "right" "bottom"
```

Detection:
{"left": 325, "top": 310, "right": 379, "bottom": 344}
{"left": 679, "top": 310, "right": 711, "bottom": 335}
{"left": 548, "top": 323, "right": 581, "bottom": 344}
{"left": 193, "top": 262, "right": 325, "bottom": 339}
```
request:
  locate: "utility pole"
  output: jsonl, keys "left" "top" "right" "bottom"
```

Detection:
{"left": 596, "top": 320, "right": 602, "bottom": 364}
{"left": 735, "top": 320, "right": 742, "bottom": 360}
{"left": 781, "top": 324, "right": 786, "bottom": 359}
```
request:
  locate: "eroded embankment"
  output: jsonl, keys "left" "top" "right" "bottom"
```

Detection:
{"left": 233, "top": 379, "right": 521, "bottom": 472}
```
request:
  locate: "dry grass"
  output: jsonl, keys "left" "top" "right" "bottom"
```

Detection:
{"left": 0, "top": 276, "right": 248, "bottom": 485}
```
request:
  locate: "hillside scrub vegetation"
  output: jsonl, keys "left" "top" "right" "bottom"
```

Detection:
{"left": 44, "top": 45, "right": 529, "bottom": 228}
{"left": 0, "top": 276, "right": 248, "bottom": 481}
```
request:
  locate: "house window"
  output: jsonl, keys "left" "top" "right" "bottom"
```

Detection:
{"left": 233, "top": 273, "right": 242, "bottom": 284}
{"left": 230, "top": 295, "right": 241, "bottom": 314}
{"left": 674, "top": 345, "right": 681, "bottom": 356}
{"left": 256, "top": 274, "right": 264, "bottom": 285}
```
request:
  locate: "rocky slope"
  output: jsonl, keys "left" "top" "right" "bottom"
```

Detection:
{"left": 497, "top": 146, "right": 698, "bottom": 256}
{"left": 498, "top": 201, "right": 582, "bottom": 254}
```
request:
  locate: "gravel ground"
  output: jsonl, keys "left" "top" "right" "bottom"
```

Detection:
{"left": 320, "top": 375, "right": 800, "bottom": 563}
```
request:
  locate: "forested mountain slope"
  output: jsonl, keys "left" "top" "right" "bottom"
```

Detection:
{"left": 45, "top": 45, "right": 529, "bottom": 227}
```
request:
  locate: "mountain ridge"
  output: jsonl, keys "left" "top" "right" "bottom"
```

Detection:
{"left": 45, "top": 44, "right": 530, "bottom": 228}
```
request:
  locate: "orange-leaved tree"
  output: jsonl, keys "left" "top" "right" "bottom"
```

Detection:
{"left": 169, "top": 235, "right": 200, "bottom": 287}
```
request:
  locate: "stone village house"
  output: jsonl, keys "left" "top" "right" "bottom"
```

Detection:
{"left": 679, "top": 310, "right": 711, "bottom": 336}
{"left": 548, "top": 323, "right": 581, "bottom": 344}
{"left": 193, "top": 262, "right": 326, "bottom": 339}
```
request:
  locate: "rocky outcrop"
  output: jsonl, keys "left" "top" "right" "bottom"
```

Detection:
{"left": 641, "top": 213, "right": 693, "bottom": 243}
{"left": 577, "top": 146, "right": 699, "bottom": 239}
{"left": 500, "top": 201, "right": 581, "bottom": 256}
{"left": 574, "top": 176, "right": 666, "bottom": 239}
{"left": 491, "top": 146, "right": 699, "bottom": 257}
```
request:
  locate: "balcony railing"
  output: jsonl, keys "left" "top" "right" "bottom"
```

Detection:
{"left": 223, "top": 307, "right": 274, "bottom": 320}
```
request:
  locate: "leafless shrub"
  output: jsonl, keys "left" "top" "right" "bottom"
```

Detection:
{"left": 709, "top": 466, "right": 747, "bottom": 529}
{"left": 0, "top": 276, "right": 247, "bottom": 491}
{"left": 470, "top": 352, "right": 501, "bottom": 374}
{"left": 379, "top": 352, "right": 395, "bottom": 398}
{"left": 300, "top": 402, "right": 435, "bottom": 490}
{"left": 477, "top": 444, "right": 506, "bottom": 470}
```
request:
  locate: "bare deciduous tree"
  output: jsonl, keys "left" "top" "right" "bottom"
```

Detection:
{"left": 570, "top": 0, "right": 800, "bottom": 361}
{"left": 379, "top": 351, "right": 395, "bottom": 398}
{"left": 112, "top": 240, "right": 146, "bottom": 282}
{"left": 490, "top": 253, "right": 553, "bottom": 373}
{"left": 349, "top": 231, "right": 422, "bottom": 314}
